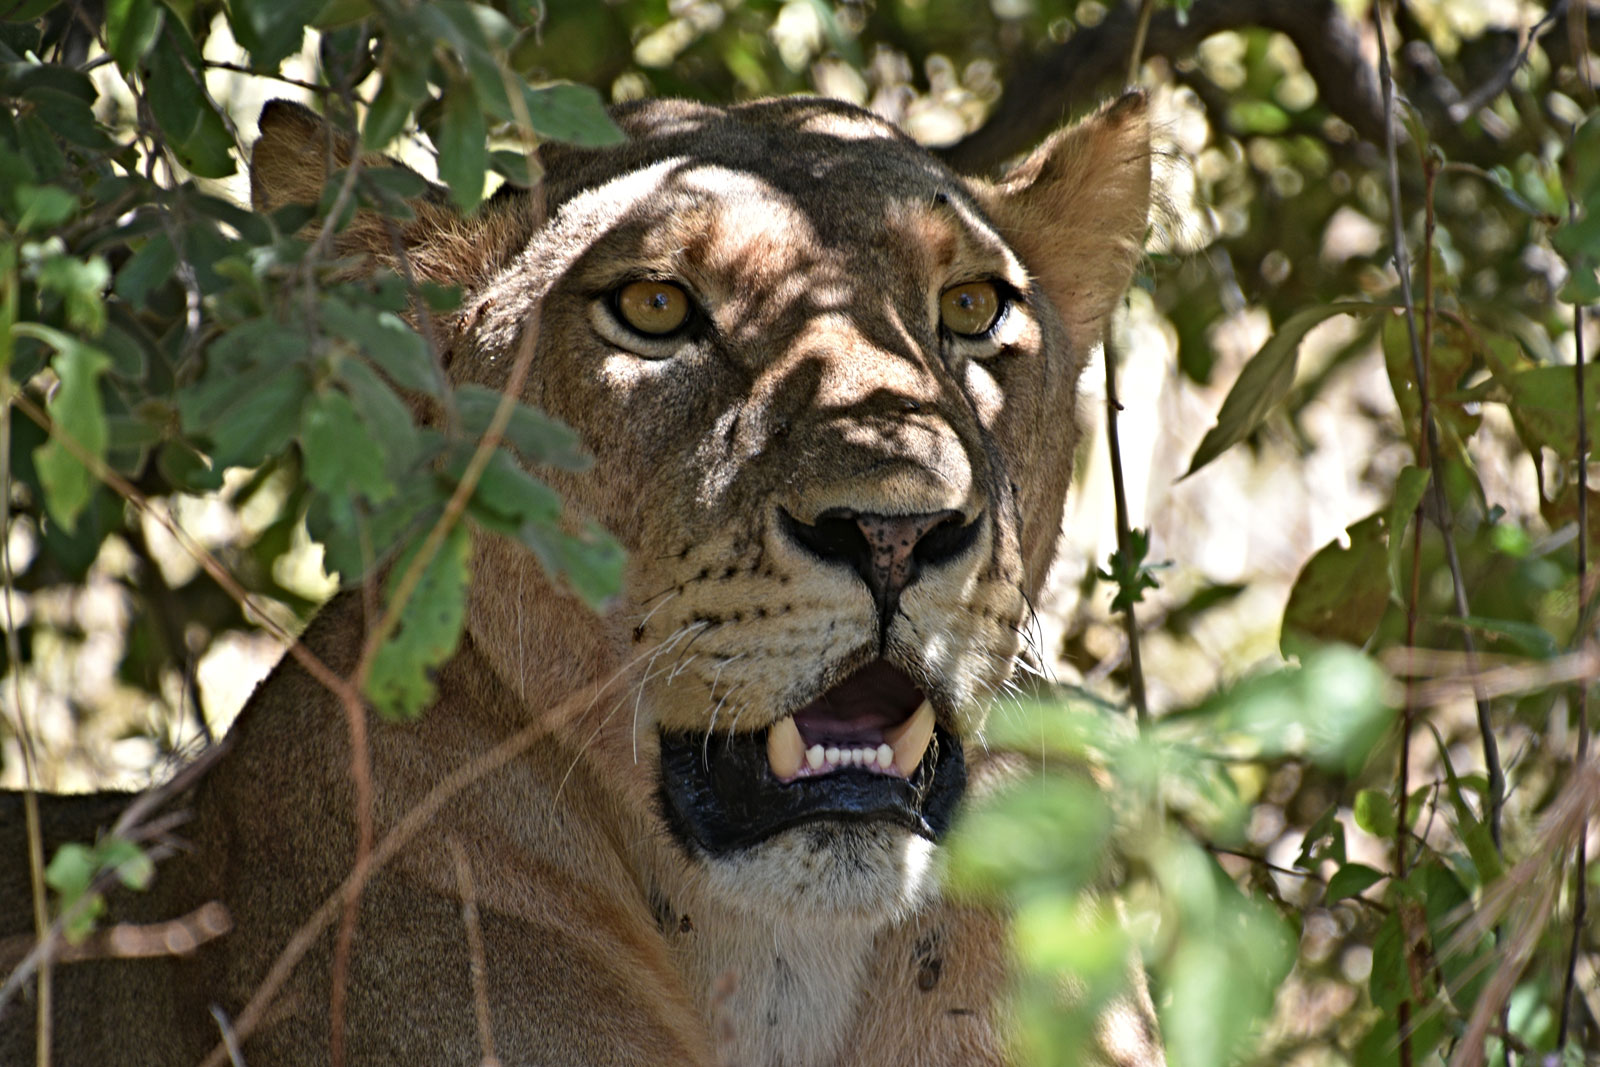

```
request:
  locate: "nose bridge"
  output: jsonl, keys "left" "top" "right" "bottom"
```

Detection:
{"left": 800, "top": 312, "right": 935, "bottom": 410}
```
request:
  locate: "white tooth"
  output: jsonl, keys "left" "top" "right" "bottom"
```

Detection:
{"left": 845, "top": 749, "right": 859, "bottom": 766}
{"left": 806, "top": 744, "right": 824, "bottom": 770}
{"left": 859, "top": 747, "right": 874, "bottom": 765}
{"left": 767, "top": 716, "right": 803, "bottom": 780}
{"left": 885, "top": 700, "right": 935, "bottom": 775}
{"left": 825, "top": 746, "right": 840, "bottom": 765}
{"left": 876, "top": 744, "right": 893, "bottom": 769}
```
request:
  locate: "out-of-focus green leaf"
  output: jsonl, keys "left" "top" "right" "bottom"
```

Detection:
{"left": 945, "top": 772, "right": 1113, "bottom": 899}
{"left": 517, "top": 83, "right": 626, "bottom": 145}
{"left": 1183, "top": 302, "right": 1379, "bottom": 478}
{"left": 141, "top": 20, "right": 236, "bottom": 178}
{"left": 1353, "top": 788, "right": 1396, "bottom": 838}
{"left": 1165, "top": 646, "right": 1391, "bottom": 775}
{"left": 437, "top": 76, "right": 487, "bottom": 212}
{"left": 1324, "top": 862, "right": 1385, "bottom": 904}
{"left": 105, "top": 0, "right": 164, "bottom": 74}
{"left": 22, "top": 326, "right": 110, "bottom": 533}
{"left": 365, "top": 520, "right": 471, "bottom": 718}
{"left": 1383, "top": 465, "right": 1430, "bottom": 599}
{"left": 226, "top": 0, "right": 321, "bottom": 69}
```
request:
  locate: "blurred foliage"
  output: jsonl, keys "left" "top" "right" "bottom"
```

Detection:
{"left": 1, "top": 0, "right": 1598, "bottom": 1065}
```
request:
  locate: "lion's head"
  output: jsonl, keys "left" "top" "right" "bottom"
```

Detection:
{"left": 252, "top": 93, "right": 1149, "bottom": 924}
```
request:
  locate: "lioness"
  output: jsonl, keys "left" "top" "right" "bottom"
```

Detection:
{"left": 2, "top": 92, "right": 1158, "bottom": 1065}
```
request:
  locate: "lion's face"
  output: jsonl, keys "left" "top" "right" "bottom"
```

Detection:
{"left": 252, "top": 94, "right": 1149, "bottom": 921}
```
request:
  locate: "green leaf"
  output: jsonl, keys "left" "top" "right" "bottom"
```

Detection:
{"left": 1183, "top": 302, "right": 1380, "bottom": 478}
{"left": 1499, "top": 363, "right": 1600, "bottom": 455}
{"left": 1281, "top": 513, "right": 1390, "bottom": 656}
{"left": 179, "top": 359, "right": 311, "bottom": 469}
{"left": 1165, "top": 646, "right": 1391, "bottom": 775}
{"left": 141, "top": 20, "right": 236, "bottom": 179}
{"left": 105, "top": 0, "right": 164, "bottom": 75}
{"left": 320, "top": 295, "right": 443, "bottom": 396}
{"left": 1353, "top": 788, "right": 1396, "bottom": 838}
{"left": 1383, "top": 466, "right": 1430, "bottom": 600}
{"left": 1324, "top": 862, "right": 1385, "bottom": 904}
{"left": 114, "top": 232, "right": 177, "bottom": 306}
{"left": 25, "top": 328, "right": 111, "bottom": 533}
{"left": 514, "top": 520, "right": 624, "bottom": 609}
{"left": 34, "top": 251, "right": 110, "bottom": 335}
{"left": 226, "top": 0, "right": 321, "bottom": 69}
{"left": 13, "top": 183, "right": 77, "bottom": 231}
{"left": 1426, "top": 724, "right": 1503, "bottom": 886}
{"left": 300, "top": 389, "right": 396, "bottom": 502}
{"left": 517, "top": 82, "right": 626, "bottom": 145}
{"left": 361, "top": 71, "right": 420, "bottom": 151}
{"left": 437, "top": 76, "right": 487, "bottom": 212}
{"left": 455, "top": 384, "right": 589, "bottom": 469}
{"left": 365, "top": 520, "right": 471, "bottom": 718}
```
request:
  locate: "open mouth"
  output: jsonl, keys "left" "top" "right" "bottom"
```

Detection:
{"left": 657, "top": 660, "right": 967, "bottom": 855}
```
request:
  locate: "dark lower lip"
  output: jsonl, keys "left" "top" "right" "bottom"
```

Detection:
{"left": 656, "top": 724, "right": 966, "bottom": 855}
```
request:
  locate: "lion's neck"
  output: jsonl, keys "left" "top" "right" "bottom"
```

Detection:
{"left": 671, "top": 898, "right": 879, "bottom": 1067}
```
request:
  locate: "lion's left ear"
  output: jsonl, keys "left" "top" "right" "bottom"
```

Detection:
{"left": 968, "top": 91, "right": 1151, "bottom": 352}
{"left": 250, "top": 99, "right": 540, "bottom": 289}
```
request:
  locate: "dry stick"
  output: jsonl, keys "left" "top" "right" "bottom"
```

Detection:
{"left": 447, "top": 837, "right": 502, "bottom": 1067}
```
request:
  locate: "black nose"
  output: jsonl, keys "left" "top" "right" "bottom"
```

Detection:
{"left": 781, "top": 507, "right": 983, "bottom": 635}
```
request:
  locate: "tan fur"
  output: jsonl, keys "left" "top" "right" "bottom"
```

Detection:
{"left": 2, "top": 95, "right": 1160, "bottom": 1066}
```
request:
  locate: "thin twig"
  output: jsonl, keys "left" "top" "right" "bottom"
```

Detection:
{"left": 1372, "top": 1, "right": 1504, "bottom": 849}
{"left": 1101, "top": 325, "right": 1149, "bottom": 725}
{"left": 447, "top": 837, "right": 502, "bottom": 1067}
{"left": 1126, "top": 0, "right": 1158, "bottom": 86}
{"left": 1446, "top": 1, "right": 1564, "bottom": 122}
{"left": 203, "top": 59, "right": 340, "bottom": 97}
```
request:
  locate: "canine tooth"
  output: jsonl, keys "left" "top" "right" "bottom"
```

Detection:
{"left": 885, "top": 700, "right": 935, "bottom": 774}
{"left": 806, "top": 744, "right": 824, "bottom": 770}
{"left": 825, "top": 746, "right": 840, "bottom": 765}
{"left": 876, "top": 743, "right": 893, "bottom": 769}
{"left": 767, "top": 716, "right": 803, "bottom": 780}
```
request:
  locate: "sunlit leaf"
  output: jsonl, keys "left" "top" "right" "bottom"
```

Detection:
{"left": 1183, "top": 302, "right": 1380, "bottom": 478}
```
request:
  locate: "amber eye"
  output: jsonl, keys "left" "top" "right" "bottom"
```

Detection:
{"left": 614, "top": 279, "right": 692, "bottom": 336}
{"left": 939, "top": 281, "right": 1002, "bottom": 337}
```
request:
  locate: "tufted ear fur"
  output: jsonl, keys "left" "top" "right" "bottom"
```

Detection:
{"left": 250, "top": 99, "right": 540, "bottom": 291}
{"left": 970, "top": 91, "right": 1151, "bottom": 355}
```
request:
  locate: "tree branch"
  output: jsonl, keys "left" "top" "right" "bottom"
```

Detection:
{"left": 940, "top": 0, "right": 1385, "bottom": 174}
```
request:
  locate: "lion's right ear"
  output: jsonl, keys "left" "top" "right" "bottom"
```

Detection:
{"left": 250, "top": 99, "right": 540, "bottom": 288}
{"left": 969, "top": 92, "right": 1151, "bottom": 357}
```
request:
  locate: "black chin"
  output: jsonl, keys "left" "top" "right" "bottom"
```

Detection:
{"left": 656, "top": 726, "right": 966, "bottom": 855}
